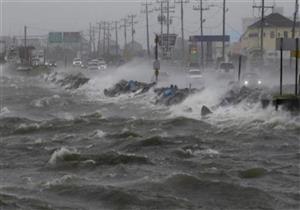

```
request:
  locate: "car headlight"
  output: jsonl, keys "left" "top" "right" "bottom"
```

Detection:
{"left": 244, "top": 81, "right": 248, "bottom": 85}
{"left": 258, "top": 80, "right": 262, "bottom": 85}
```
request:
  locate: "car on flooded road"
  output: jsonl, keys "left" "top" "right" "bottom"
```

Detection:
{"left": 97, "top": 60, "right": 107, "bottom": 70}
{"left": 72, "top": 58, "right": 82, "bottom": 67}
{"left": 188, "top": 69, "right": 203, "bottom": 79}
{"left": 186, "top": 68, "right": 205, "bottom": 88}
{"left": 219, "top": 62, "right": 235, "bottom": 73}
{"left": 46, "top": 60, "right": 57, "bottom": 68}
{"left": 87, "top": 61, "right": 100, "bottom": 71}
{"left": 242, "top": 72, "right": 262, "bottom": 87}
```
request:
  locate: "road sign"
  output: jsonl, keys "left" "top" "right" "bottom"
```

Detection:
{"left": 157, "top": 15, "right": 166, "bottom": 23}
{"left": 158, "top": 34, "right": 177, "bottom": 47}
{"left": 276, "top": 38, "right": 298, "bottom": 51}
{"left": 153, "top": 60, "right": 160, "bottom": 70}
{"left": 291, "top": 51, "right": 300, "bottom": 58}
{"left": 48, "top": 32, "right": 63, "bottom": 43}
{"left": 189, "top": 35, "right": 230, "bottom": 42}
{"left": 63, "top": 32, "right": 81, "bottom": 43}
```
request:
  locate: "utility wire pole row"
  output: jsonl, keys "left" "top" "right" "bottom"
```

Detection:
{"left": 128, "top": 14, "right": 138, "bottom": 51}
{"left": 175, "top": 0, "right": 189, "bottom": 62}
{"left": 253, "top": 0, "right": 274, "bottom": 60}
{"left": 193, "top": 0, "right": 209, "bottom": 67}
{"left": 141, "top": 1, "right": 153, "bottom": 57}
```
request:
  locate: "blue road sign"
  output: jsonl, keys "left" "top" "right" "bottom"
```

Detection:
{"left": 189, "top": 35, "right": 230, "bottom": 42}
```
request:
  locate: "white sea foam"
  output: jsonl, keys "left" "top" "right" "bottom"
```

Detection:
{"left": 48, "top": 147, "right": 78, "bottom": 165}
{"left": 91, "top": 129, "right": 106, "bottom": 138}
{"left": 31, "top": 95, "right": 61, "bottom": 108}
{"left": 0, "top": 107, "right": 10, "bottom": 115}
{"left": 44, "top": 174, "right": 82, "bottom": 188}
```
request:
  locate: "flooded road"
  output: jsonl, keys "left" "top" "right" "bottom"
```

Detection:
{"left": 0, "top": 62, "right": 299, "bottom": 210}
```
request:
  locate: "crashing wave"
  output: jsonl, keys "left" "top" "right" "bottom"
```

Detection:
{"left": 104, "top": 80, "right": 156, "bottom": 97}
{"left": 219, "top": 85, "right": 271, "bottom": 107}
{"left": 44, "top": 72, "right": 90, "bottom": 90}
{"left": 48, "top": 148, "right": 150, "bottom": 167}
{"left": 0, "top": 107, "right": 10, "bottom": 115}
{"left": 31, "top": 95, "right": 61, "bottom": 108}
{"left": 48, "top": 147, "right": 79, "bottom": 165}
{"left": 90, "top": 129, "right": 106, "bottom": 138}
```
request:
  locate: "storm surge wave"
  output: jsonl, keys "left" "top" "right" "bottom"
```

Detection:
{"left": 42, "top": 62, "right": 300, "bottom": 131}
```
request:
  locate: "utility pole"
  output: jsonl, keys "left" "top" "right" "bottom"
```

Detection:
{"left": 142, "top": 1, "right": 153, "bottom": 57}
{"left": 155, "top": 0, "right": 166, "bottom": 57}
{"left": 24, "top": 25, "right": 27, "bottom": 63}
{"left": 253, "top": 1, "right": 274, "bottom": 61}
{"left": 155, "top": 0, "right": 174, "bottom": 58}
{"left": 166, "top": 0, "right": 170, "bottom": 56}
{"left": 165, "top": 0, "right": 175, "bottom": 58}
{"left": 292, "top": 0, "right": 299, "bottom": 39}
{"left": 102, "top": 21, "right": 106, "bottom": 56}
{"left": 120, "top": 18, "right": 129, "bottom": 49}
{"left": 92, "top": 25, "right": 96, "bottom": 53}
{"left": 114, "top": 21, "right": 119, "bottom": 56}
{"left": 128, "top": 14, "right": 138, "bottom": 52}
{"left": 222, "top": 0, "right": 226, "bottom": 61}
{"left": 89, "top": 23, "right": 92, "bottom": 54}
{"left": 97, "top": 22, "right": 102, "bottom": 57}
{"left": 175, "top": 0, "right": 189, "bottom": 63}
{"left": 159, "top": 1, "right": 163, "bottom": 36}
{"left": 107, "top": 22, "right": 111, "bottom": 55}
{"left": 193, "top": 0, "right": 209, "bottom": 67}
{"left": 260, "top": 0, "right": 264, "bottom": 61}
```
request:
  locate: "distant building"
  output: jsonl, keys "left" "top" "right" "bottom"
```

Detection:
{"left": 240, "top": 13, "right": 300, "bottom": 59}
{"left": 242, "top": 7, "right": 284, "bottom": 32}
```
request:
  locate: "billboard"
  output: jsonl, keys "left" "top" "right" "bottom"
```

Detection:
{"left": 48, "top": 32, "right": 81, "bottom": 43}
{"left": 48, "top": 32, "right": 63, "bottom": 43}
{"left": 189, "top": 35, "right": 230, "bottom": 42}
{"left": 158, "top": 34, "right": 177, "bottom": 47}
{"left": 63, "top": 32, "right": 81, "bottom": 43}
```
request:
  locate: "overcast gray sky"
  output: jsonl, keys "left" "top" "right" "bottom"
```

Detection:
{"left": 1, "top": 0, "right": 297, "bottom": 45}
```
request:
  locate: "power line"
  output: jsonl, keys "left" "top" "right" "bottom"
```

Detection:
{"left": 141, "top": 1, "right": 153, "bottom": 57}
{"left": 253, "top": 0, "right": 274, "bottom": 60}
{"left": 97, "top": 22, "right": 102, "bottom": 56}
{"left": 193, "top": 0, "right": 209, "bottom": 67}
{"left": 114, "top": 21, "right": 119, "bottom": 56}
{"left": 128, "top": 14, "right": 138, "bottom": 51}
{"left": 222, "top": 0, "right": 226, "bottom": 61}
{"left": 175, "top": 0, "right": 189, "bottom": 63}
{"left": 292, "top": 0, "right": 299, "bottom": 39}
{"left": 120, "top": 18, "right": 130, "bottom": 49}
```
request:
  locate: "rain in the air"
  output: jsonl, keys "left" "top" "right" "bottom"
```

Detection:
{"left": 0, "top": 0, "right": 300, "bottom": 209}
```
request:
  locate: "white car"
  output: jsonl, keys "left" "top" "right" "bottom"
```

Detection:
{"left": 72, "top": 58, "right": 82, "bottom": 67}
{"left": 188, "top": 69, "right": 203, "bottom": 79}
{"left": 31, "top": 58, "right": 40, "bottom": 67}
{"left": 186, "top": 69, "right": 204, "bottom": 88}
{"left": 87, "top": 61, "right": 99, "bottom": 71}
{"left": 98, "top": 61, "right": 107, "bottom": 70}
